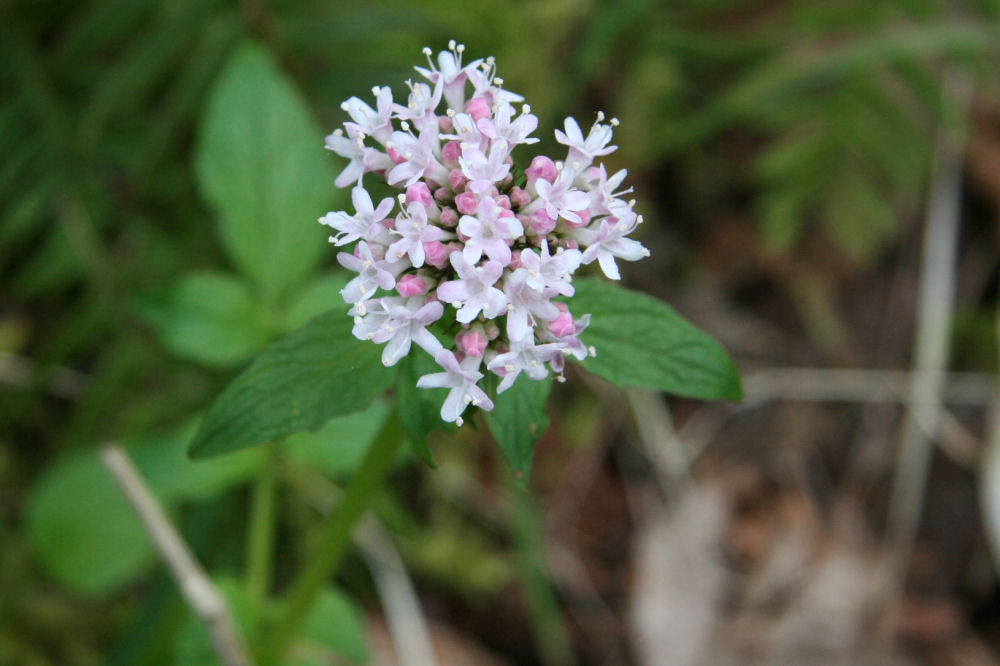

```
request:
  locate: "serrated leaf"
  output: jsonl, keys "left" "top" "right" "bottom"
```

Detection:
{"left": 189, "top": 310, "right": 396, "bottom": 459}
{"left": 195, "top": 40, "right": 336, "bottom": 301}
{"left": 570, "top": 279, "right": 742, "bottom": 401}
{"left": 137, "top": 271, "right": 271, "bottom": 368}
{"left": 485, "top": 375, "right": 551, "bottom": 481}
{"left": 26, "top": 451, "right": 155, "bottom": 595}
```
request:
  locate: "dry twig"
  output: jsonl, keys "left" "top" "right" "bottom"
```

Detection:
{"left": 100, "top": 445, "right": 253, "bottom": 666}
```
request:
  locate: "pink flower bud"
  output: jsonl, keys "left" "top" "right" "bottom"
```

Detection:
{"left": 456, "top": 328, "right": 488, "bottom": 357}
{"left": 526, "top": 155, "right": 557, "bottom": 183}
{"left": 396, "top": 274, "right": 428, "bottom": 297}
{"left": 441, "top": 141, "right": 462, "bottom": 167}
{"left": 465, "top": 97, "right": 491, "bottom": 122}
{"left": 509, "top": 250, "right": 522, "bottom": 270}
{"left": 449, "top": 168, "right": 468, "bottom": 192}
{"left": 423, "top": 241, "right": 449, "bottom": 269}
{"left": 439, "top": 207, "right": 459, "bottom": 227}
{"left": 495, "top": 194, "right": 511, "bottom": 210}
{"left": 547, "top": 312, "right": 575, "bottom": 338}
{"left": 434, "top": 187, "right": 452, "bottom": 203}
{"left": 529, "top": 209, "right": 557, "bottom": 235}
{"left": 509, "top": 186, "right": 531, "bottom": 209}
{"left": 405, "top": 182, "right": 433, "bottom": 207}
{"left": 438, "top": 115, "right": 454, "bottom": 132}
{"left": 455, "top": 190, "right": 478, "bottom": 215}
{"left": 483, "top": 321, "right": 500, "bottom": 340}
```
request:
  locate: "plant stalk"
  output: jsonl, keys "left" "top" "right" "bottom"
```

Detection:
{"left": 246, "top": 442, "right": 279, "bottom": 626}
{"left": 261, "top": 414, "right": 403, "bottom": 665}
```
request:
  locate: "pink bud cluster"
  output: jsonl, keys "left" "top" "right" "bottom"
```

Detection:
{"left": 321, "top": 41, "right": 649, "bottom": 425}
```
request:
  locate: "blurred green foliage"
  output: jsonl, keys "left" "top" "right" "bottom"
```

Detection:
{"left": 3, "top": 0, "right": 999, "bottom": 663}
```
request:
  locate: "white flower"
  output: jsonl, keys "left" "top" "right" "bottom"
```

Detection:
{"left": 320, "top": 42, "right": 649, "bottom": 423}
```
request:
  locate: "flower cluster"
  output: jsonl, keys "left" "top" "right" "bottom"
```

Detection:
{"left": 321, "top": 41, "right": 649, "bottom": 425}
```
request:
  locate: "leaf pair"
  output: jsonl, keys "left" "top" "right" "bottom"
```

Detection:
{"left": 190, "top": 278, "right": 742, "bottom": 480}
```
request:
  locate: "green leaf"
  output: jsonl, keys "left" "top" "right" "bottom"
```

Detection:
{"left": 291, "top": 587, "right": 369, "bottom": 665}
{"left": 485, "top": 375, "right": 551, "bottom": 481}
{"left": 280, "top": 273, "right": 348, "bottom": 334}
{"left": 285, "top": 399, "right": 390, "bottom": 478}
{"left": 132, "top": 420, "right": 265, "bottom": 502}
{"left": 174, "top": 581, "right": 367, "bottom": 665}
{"left": 26, "top": 451, "right": 155, "bottom": 595}
{"left": 189, "top": 310, "right": 396, "bottom": 459}
{"left": 195, "top": 40, "right": 337, "bottom": 301}
{"left": 173, "top": 578, "right": 254, "bottom": 666}
{"left": 137, "top": 271, "right": 271, "bottom": 368}
{"left": 570, "top": 279, "right": 742, "bottom": 401}
{"left": 395, "top": 351, "right": 452, "bottom": 466}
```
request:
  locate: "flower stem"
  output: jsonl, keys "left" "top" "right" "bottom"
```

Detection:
{"left": 246, "top": 442, "right": 278, "bottom": 627}
{"left": 508, "top": 479, "right": 573, "bottom": 666}
{"left": 261, "top": 413, "right": 403, "bottom": 665}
